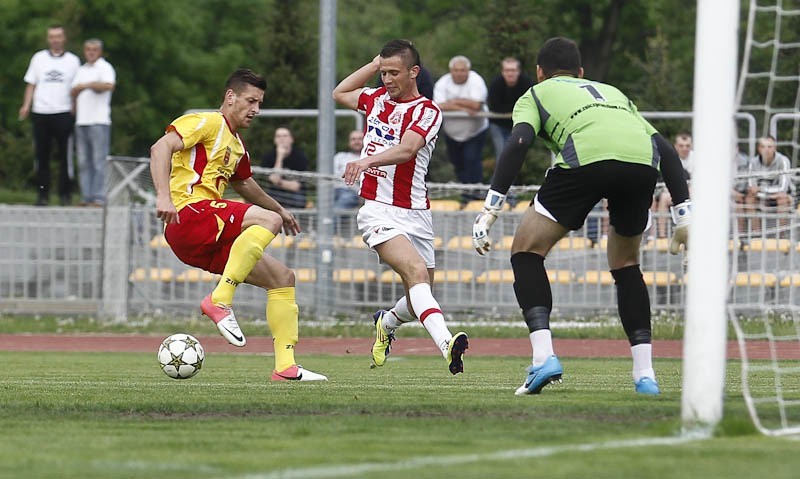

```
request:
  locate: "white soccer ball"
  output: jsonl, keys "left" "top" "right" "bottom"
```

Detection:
{"left": 158, "top": 333, "right": 205, "bottom": 379}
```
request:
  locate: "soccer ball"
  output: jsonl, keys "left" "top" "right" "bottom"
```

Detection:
{"left": 157, "top": 333, "right": 204, "bottom": 379}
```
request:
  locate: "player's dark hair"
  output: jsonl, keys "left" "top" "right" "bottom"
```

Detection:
{"left": 380, "top": 39, "right": 420, "bottom": 69}
{"left": 225, "top": 68, "right": 267, "bottom": 93}
{"left": 536, "top": 37, "right": 582, "bottom": 78}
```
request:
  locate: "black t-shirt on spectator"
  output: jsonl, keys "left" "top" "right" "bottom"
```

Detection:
{"left": 487, "top": 73, "right": 534, "bottom": 130}
{"left": 261, "top": 148, "right": 308, "bottom": 208}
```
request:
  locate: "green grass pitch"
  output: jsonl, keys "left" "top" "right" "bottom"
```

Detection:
{"left": 1, "top": 351, "right": 798, "bottom": 479}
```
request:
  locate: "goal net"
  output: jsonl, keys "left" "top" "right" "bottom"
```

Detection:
{"left": 730, "top": 0, "right": 800, "bottom": 436}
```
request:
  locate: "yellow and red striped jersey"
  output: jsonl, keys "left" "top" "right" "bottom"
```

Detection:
{"left": 166, "top": 111, "right": 252, "bottom": 211}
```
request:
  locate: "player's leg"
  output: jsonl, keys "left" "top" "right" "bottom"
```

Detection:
{"left": 375, "top": 236, "right": 468, "bottom": 374}
{"left": 606, "top": 162, "right": 660, "bottom": 395}
{"left": 201, "top": 202, "right": 282, "bottom": 346}
{"left": 241, "top": 255, "right": 327, "bottom": 381}
{"left": 511, "top": 209, "right": 568, "bottom": 395}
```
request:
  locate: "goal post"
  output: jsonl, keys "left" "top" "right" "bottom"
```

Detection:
{"left": 681, "top": 0, "right": 740, "bottom": 435}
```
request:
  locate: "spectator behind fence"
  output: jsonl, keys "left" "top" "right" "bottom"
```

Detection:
{"left": 487, "top": 57, "right": 533, "bottom": 161}
{"left": 261, "top": 126, "right": 308, "bottom": 209}
{"left": 433, "top": 55, "right": 489, "bottom": 202}
{"left": 743, "top": 136, "right": 794, "bottom": 235}
{"left": 332, "top": 129, "right": 363, "bottom": 210}
{"left": 731, "top": 145, "right": 751, "bottom": 236}
{"left": 653, "top": 132, "right": 694, "bottom": 238}
{"left": 71, "top": 38, "right": 116, "bottom": 206}
{"left": 19, "top": 24, "right": 80, "bottom": 206}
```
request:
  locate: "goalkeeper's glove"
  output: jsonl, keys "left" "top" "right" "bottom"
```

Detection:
{"left": 668, "top": 200, "right": 691, "bottom": 255}
{"left": 473, "top": 189, "right": 506, "bottom": 256}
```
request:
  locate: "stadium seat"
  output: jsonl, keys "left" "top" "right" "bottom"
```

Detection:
{"left": 747, "top": 238, "right": 791, "bottom": 253}
{"left": 734, "top": 272, "right": 777, "bottom": 288}
{"left": 295, "top": 268, "right": 316, "bottom": 283}
{"left": 175, "top": 269, "right": 218, "bottom": 283}
{"left": 476, "top": 269, "right": 573, "bottom": 284}
{"left": 379, "top": 270, "right": 402, "bottom": 283}
{"left": 149, "top": 234, "right": 169, "bottom": 249}
{"left": 446, "top": 236, "right": 474, "bottom": 250}
{"left": 554, "top": 236, "right": 593, "bottom": 250}
{"left": 644, "top": 237, "right": 671, "bottom": 252}
{"left": 462, "top": 200, "right": 511, "bottom": 212}
{"left": 512, "top": 201, "right": 531, "bottom": 213}
{"left": 294, "top": 236, "right": 316, "bottom": 249}
{"left": 429, "top": 199, "right": 461, "bottom": 212}
{"left": 495, "top": 235, "right": 515, "bottom": 250}
{"left": 577, "top": 270, "right": 614, "bottom": 285}
{"left": 433, "top": 236, "right": 444, "bottom": 248}
{"left": 642, "top": 271, "right": 680, "bottom": 287}
{"left": 270, "top": 235, "right": 294, "bottom": 248}
{"left": 346, "top": 235, "right": 367, "bottom": 248}
{"left": 779, "top": 273, "right": 800, "bottom": 287}
{"left": 129, "top": 267, "right": 174, "bottom": 282}
{"left": 434, "top": 269, "right": 474, "bottom": 283}
{"left": 333, "top": 268, "right": 376, "bottom": 282}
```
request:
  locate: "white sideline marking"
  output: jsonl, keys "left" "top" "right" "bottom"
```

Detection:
{"left": 237, "top": 436, "right": 697, "bottom": 479}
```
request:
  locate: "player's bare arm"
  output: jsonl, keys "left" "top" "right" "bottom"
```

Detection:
{"left": 332, "top": 55, "right": 381, "bottom": 110}
{"left": 231, "top": 178, "right": 301, "bottom": 236}
{"left": 343, "top": 130, "right": 426, "bottom": 186}
{"left": 149, "top": 131, "right": 185, "bottom": 225}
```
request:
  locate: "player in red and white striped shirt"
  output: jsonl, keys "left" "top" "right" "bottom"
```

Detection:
{"left": 333, "top": 39, "right": 469, "bottom": 375}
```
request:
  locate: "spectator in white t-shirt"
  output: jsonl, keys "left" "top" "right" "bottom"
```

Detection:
{"left": 433, "top": 55, "right": 489, "bottom": 203}
{"left": 71, "top": 38, "right": 116, "bottom": 206}
{"left": 333, "top": 129, "right": 363, "bottom": 210}
{"left": 19, "top": 25, "right": 80, "bottom": 206}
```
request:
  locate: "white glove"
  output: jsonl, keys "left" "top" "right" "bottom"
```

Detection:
{"left": 668, "top": 200, "right": 691, "bottom": 255}
{"left": 472, "top": 189, "right": 506, "bottom": 256}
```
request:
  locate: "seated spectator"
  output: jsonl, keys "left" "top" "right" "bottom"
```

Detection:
{"left": 332, "top": 129, "right": 363, "bottom": 210}
{"left": 654, "top": 132, "right": 694, "bottom": 238}
{"left": 261, "top": 126, "right": 308, "bottom": 209}
{"left": 743, "top": 136, "right": 794, "bottom": 235}
{"left": 731, "top": 146, "right": 751, "bottom": 236}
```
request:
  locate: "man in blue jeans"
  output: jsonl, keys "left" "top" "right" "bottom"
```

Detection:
{"left": 434, "top": 55, "right": 489, "bottom": 203}
{"left": 71, "top": 38, "right": 116, "bottom": 206}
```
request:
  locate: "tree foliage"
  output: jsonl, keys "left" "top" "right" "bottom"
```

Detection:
{"left": 1, "top": 0, "right": 752, "bottom": 192}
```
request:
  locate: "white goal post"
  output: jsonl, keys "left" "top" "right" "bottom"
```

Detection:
{"left": 681, "top": 0, "right": 740, "bottom": 435}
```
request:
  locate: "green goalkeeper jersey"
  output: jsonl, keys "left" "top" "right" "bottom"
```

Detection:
{"left": 513, "top": 75, "right": 659, "bottom": 169}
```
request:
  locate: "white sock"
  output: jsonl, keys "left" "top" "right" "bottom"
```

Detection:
{"left": 631, "top": 343, "right": 655, "bottom": 382}
{"left": 408, "top": 283, "right": 451, "bottom": 357}
{"left": 531, "top": 329, "right": 554, "bottom": 366}
{"left": 383, "top": 296, "right": 415, "bottom": 331}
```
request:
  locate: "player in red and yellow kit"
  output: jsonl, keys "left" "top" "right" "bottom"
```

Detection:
{"left": 149, "top": 68, "right": 326, "bottom": 381}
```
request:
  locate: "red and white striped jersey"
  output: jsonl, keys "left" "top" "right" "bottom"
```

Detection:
{"left": 356, "top": 87, "right": 442, "bottom": 209}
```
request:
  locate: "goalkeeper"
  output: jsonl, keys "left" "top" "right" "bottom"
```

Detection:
{"left": 473, "top": 37, "right": 690, "bottom": 396}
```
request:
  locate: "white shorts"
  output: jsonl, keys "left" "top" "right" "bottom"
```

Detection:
{"left": 356, "top": 200, "right": 436, "bottom": 268}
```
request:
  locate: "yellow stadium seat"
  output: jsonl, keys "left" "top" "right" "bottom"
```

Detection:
{"left": 446, "top": 236, "right": 474, "bottom": 250}
{"left": 294, "top": 236, "right": 316, "bottom": 250}
{"left": 462, "top": 200, "right": 511, "bottom": 212}
{"left": 747, "top": 238, "right": 791, "bottom": 253}
{"left": 512, "top": 201, "right": 530, "bottom": 213}
{"left": 734, "top": 272, "right": 777, "bottom": 288}
{"left": 476, "top": 269, "right": 572, "bottom": 284}
{"left": 149, "top": 235, "right": 169, "bottom": 249}
{"left": 433, "top": 236, "right": 444, "bottom": 248}
{"left": 779, "top": 274, "right": 800, "bottom": 287}
{"left": 270, "top": 235, "right": 294, "bottom": 248}
{"left": 379, "top": 270, "right": 402, "bottom": 283}
{"left": 644, "top": 238, "right": 671, "bottom": 252}
{"left": 295, "top": 268, "right": 317, "bottom": 282}
{"left": 129, "top": 267, "right": 174, "bottom": 282}
{"left": 434, "top": 270, "right": 474, "bottom": 283}
{"left": 175, "top": 269, "right": 218, "bottom": 283}
{"left": 476, "top": 270, "right": 515, "bottom": 284}
{"left": 429, "top": 199, "right": 462, "bottom": 212}
{"left": 642, "top": 271, "right": 679, "bottom": 287}
{"left": 578, "top": 270, "right": 614, "bottom": 285}
{"left": 347, "top": 235, "right": 367, "bottom": 249}
{"left": 495, "top": 235, "right": 515, "bottom": 250}
{"left": 555, "top": 236, "right": 592, "bottom": 250}
{"left": 333, "top": 269, "right": 376, "bottom": 282}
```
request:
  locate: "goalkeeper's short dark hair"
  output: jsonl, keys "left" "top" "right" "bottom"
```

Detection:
{"left": 380, "top": 39, "right": 421, "bottom": 70}
{"left": 537, "top": 37, "right": 582, "bottom": 78}
{"left": 225, "top": 68, "right": 267, "bottom": 93}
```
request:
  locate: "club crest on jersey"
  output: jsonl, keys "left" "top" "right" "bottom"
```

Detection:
{"left": 389, "top": 110, "right": 402, "bottom": 125}
{"left": 223, "top": 147, "right": 231, "bottom": 165}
